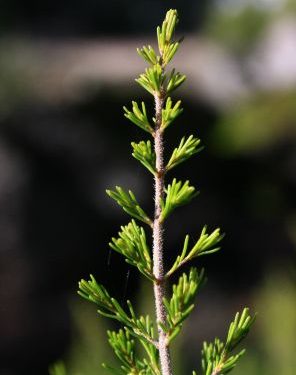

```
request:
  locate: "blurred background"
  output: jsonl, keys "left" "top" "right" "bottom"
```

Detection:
{"left": 1, "top": 0, "right": 296, "bottom": 374}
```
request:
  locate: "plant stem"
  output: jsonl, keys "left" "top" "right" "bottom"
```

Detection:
{"left": 153, "top": 93, "right": 173, "bottom": 375}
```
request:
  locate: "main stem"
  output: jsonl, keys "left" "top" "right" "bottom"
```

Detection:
{"left": 153, "top": 93, "right": 173, "bottom": 375}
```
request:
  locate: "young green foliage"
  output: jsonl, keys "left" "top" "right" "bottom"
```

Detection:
{"left": 163, "top": 268, "right": 205, "bottom": 344}
{"left": 137, "top": 45, "right": 159, "bottom": 66}
{"left": 157, "top": 9, "right": 178, "bottom": 57}
{"left": 166, "top": 69, "right": 186, "bottom": 95}
{"left": 161, "top": 97, "right": 183, "bottom": 131}
{"left": 77, "top": 9, "right": 255, "bottom": 375}
{"left": 166, "top": 135, "right": 203, "bottom": 171}
{"left": 79, "top": 275, "right": 157, "bottom": 345}
{"left": 124, "top": 101, "right": 153, "bottom": 134}
{"left": 104, "top": 329, "right": 139, "bottom": 374}
{"left": 136, "top": 65, "right": 165, "bottom": 96}
{"left": 106, "top": 187, "right": 152, "bottom": 227}
{"left": 103, "top": 329, "right": 160, "bottom": 375}
{"left": 78, "top": 275, "right": 129, "bottom": 321}
{"left": 131, "top": 140, "right": 156, "bottom": 175}
{"left": 109, "top": 220, "right": 154, "bottom": 281}
{"left": 166, "top": 227, "right": 224, "bottom": 277}
{"left": 198, "top": 308, "right": 256, "bottom": 375}
{"left": 160, "top": 179, "right": 198, "bottom": 222}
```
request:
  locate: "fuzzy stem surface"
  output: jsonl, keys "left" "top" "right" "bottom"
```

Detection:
{"left": 153, "top": 93, "right": 173, "bottom": 375}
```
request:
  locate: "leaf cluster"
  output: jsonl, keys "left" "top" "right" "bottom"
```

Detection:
{"left": 106, "top": 187, "right": 152, "bottom": 227}
{"left": 131, "top": 140, "right": 156, "bottom": 175}
{"left": 137, "top": 9, "right": 181, "bottom": 69}
{"left": 103, "top": 328, "right": 160, "bottom": 375}
{"left": 123, "top": 101, "right": 153, "bottom": 134}
{"left": 167, "top": 226, "right": 224, "bottom": 277}
{"left": 160, "top": 179, "right": 198, "bottom": 222}
{"left": 109, "top": 220, "right": 153, "bottom": 281}
{"left": 166, "top": 135, "right": 203, "bottom": 171}
{"left": 136, "top": 10, "right": 185, "bottom": 97}
{"left": 157, "top": 9, "right": 179, "bottom": 63}
{"left": 161, "top": 97, "right": 183, "bottom": 131}
{"left": 162, "top": 268, "right": 204, "bottom": 343}
{"left": 78, "top": 275, "right": 157, "bottom": 346}
{"left": 135, "top": 66, "right": 186, "bottom": 98}
{"left": 196, "top": 308, "right": 256, "bottom": 375}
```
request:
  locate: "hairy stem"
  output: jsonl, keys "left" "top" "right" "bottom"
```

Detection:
{"left": 153, "top": 93, "right": 173, "bottom": 375}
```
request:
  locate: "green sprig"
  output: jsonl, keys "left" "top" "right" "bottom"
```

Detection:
{"left": 166, "top": 135, "right": 203, "bottom": 171}
{"left": 162, "top": 41, "right": 180, "bottom": 66}
{"left": 109, "top": 220, "right": 154, "bottom": 281}
{"left": 225, "top": 308, "right": 256, "bottom": 352}
{"left": 136, "top": 64, "right": 165, "bottom": 96}
{"left": 131, "top": 140, "right": 156, "bottom": 175}
{"left": 167, "top": 69, "right": 186, "bottom": 94}
{"left": 137, "top": 45, "right": 159, "bottom": 66}
{"left": 198, "top": 308, "right": 256, "bottom": 375}
{"left": 105, "top": 329, "right": 139, "bottom": 374}
{"left": 103, "top": 329, "right": 160, "bottom": 375}
{"left": 160, "top": 179, "right": 198, "bottom": 221}
{"left": 104, "top": 327, "right": 159, "bottom": 374}
{"left": 78, "top": 276, "right": 157, "bottom": 346}
{"left": 123, "top": 101, "right": 153, "bottom": 134}
{"left": 157, "top": 9, "right": 178, "bottom": 56}
{"left": 126, "top": 301, "right": 159, "bottom": 348}
{"left": 162, "top": 268, "right": 204, "bottom": 343}
{"left": 106, "top": 186, "right": 152, "bottom": 226}
{"left": 201, "top": 338, "right": 245, "bottom": 375}
{"left": 161, "top": 97, "right": 183, "bottom": 130}
{"left": 167, "top": 226, "right": 224, "bottom": 277}
{"left": 78, "top": 275, "right": 126, "bottom": 320}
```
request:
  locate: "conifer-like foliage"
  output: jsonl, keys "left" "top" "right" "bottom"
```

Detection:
{"left": 78, "top": 9, "right": 255, "bottom": 375}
